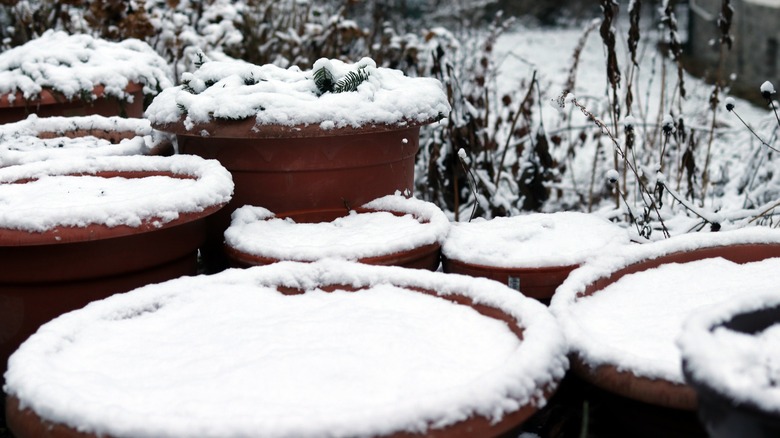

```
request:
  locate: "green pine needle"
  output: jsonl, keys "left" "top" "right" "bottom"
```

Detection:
{"left": 334, "top": 67, "right": 370, "bottom": 93}
{"left": 313, "top": 66, "right": 335, "bottom": 95}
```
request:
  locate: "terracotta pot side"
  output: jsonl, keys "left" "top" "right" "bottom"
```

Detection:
{"left": 0, "top": 83, "right": 144, "bottom": 124}
{"left": 571, "top": 356, "right": 698, "bottom": 411}
{"left": 6, "top": 280, "right": 560, "bottom": 438}
{"left": 441, "top": 256, "right": 577, "bottom": 302}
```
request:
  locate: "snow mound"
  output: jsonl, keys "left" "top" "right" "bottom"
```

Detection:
{"left": 0, "top": 155, "right": 233, "bottom": 232}
{"left": 145, "top": 57, "right": 450, "bottom": 130}
{"left": 225, "top": 194, "right": 450, "bottom": 261}
{"left": 4, "top": 260, "right": 567, "bottom": 438}
{"left": 0, "top": 30, "right": 173, "bottom": 101}
{"left": 551, "top": 228, "right": 780, "bottom": 383}
{"left": 442, "top": 212, "right": 631, "bottom": 268}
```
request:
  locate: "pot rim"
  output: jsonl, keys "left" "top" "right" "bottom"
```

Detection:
{"left": 152, "top": 115, "right": 440, "bottom": 139}
{"left": 0, "top": 155, "right": 233, "bottom": 245}
{"left": 0, "top": 83, "right": 143, "bottom": 109}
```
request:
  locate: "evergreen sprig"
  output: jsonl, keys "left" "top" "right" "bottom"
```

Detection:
{"left": 334, "top": 67, "right": 370, "bottom": 93}
{"left": 314, "top": 66, "right": 335, "bottom": 95}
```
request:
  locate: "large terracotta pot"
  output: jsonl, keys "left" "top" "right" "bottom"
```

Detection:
{"left": 681, "top": 294, "right": 780, "bottom": 438}
{"left": 0, "top": 83, "right": 145, "bottom": 124}
{"left": 0, "top": 114, "right": 174, "bottom": 168}
{"left": 550, "top": 229, "right": 780, "bottom": 412}
{"left": 4, "top": 260, "right": 567, "bottom": 438}
{"left": 0, "top": 155, "right": 233, "bottom": 384}
{"left": 224, "top": 195, "right": 449, "bottom": 270}
{"left": 442, "top": 212, "right": 631, "bottom": 302}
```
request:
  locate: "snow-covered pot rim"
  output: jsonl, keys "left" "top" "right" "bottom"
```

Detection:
{"left": 0, "top": 83, "right": 142, "bottom": 109}
{"left": 146, "top": 57, "right": 450, "bottom": 138}
{"left": 4, "top": 260, "right": 568, "bottom": 438}
{"left": 224, "top": 194, "right": 450, "bottom": 264}
{"left": 680, "top": 292, "right": 780, "bottom": 416}
{"left": 0, "top": 30, "right": 173, "bottom": 102}
{"left": 0, "top": 115, "right": 175, "bottom": 167}
{"left": 550, "top": 228, "right": 780, "bottom": 410}
{"left": 0, "top": 155, "right": 233, "bottom": 245}
{"left": 441, "top": 212, "right": 632, "bottom": 269}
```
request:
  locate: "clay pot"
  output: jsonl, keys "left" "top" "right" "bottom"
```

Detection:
{"left": 157, "top": 118, "right": 428, "bottom": 271}
{"left": 0, "top": 155, "right": 233, "bottom": 384}
{"left": 0, "top": 114, "right": 174, "bottom": 168}
{"left": 681, "top": 297, "right": 780, "bottom": 437}
{"left": 551, "top": 231, "right": 780, "bottom": 411}
{"left": 0, "top": 83, "right": 146, "bottom": 124}
{"left": 224, "top": 196, "right": 449, "bottom": 270}
{"left": 441, "top": 212, "right": 631, "bottom": 302}
{"left": 4, "top": 260, "right": 566, "bottom": 438}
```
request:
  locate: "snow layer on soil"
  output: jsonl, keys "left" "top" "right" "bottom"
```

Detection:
{"left": 551, "top": 228, "right": 780, "bottom": 383}
{"left": 4, "top": 260, "right": 568, "bottom": 438}
{"left": 225, "top": 195, "right": 450, "bottom": 261}
{"left": 680, "top": 292, "right": 780, "bottom": 413}
{"left": 0, "top": 155, "right": 233, "bottom": 231}
{"left": 442, "top": 212, "right": 631, "bottom": 268}
{"left": 0, "top": 30, "right": 173, "bottom": 101}
{"left": 145, "top": 57, "right": 450, "bottom": 130}
{"left": 0, "top": 115, "right": 163, "bottom": 167}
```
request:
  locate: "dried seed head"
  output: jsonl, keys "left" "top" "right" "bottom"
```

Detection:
{"left": 724, "top": 97, "right": 735, "bottom": 112}
{"left": 761, "top": 81, "right": 776, "bottom": 100}
{"left": 605, "top": 169, "right": 620, "bottom": 185}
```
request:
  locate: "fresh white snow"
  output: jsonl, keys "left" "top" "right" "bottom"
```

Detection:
{"left": 0, "top": 115, "right": 169, "bottom": 167}
{"left": 4, "top": 260, "right": 568, "bottom": 438}
{"left": 0, "top": 30, "right": 173, "bottom": 102}
{"left": 442, "top": 212, "right": 631, "bottom": 268}
{"left": 145, "top": 57, "right": 450, "bottom": 130}
{"left": 551, "top": 228, "right": 780, "bottom": 384}
{"left": 679, "top": 292, "right": 780, "bottom": 413}
{"left": 225, "top": 194, "right": 450, "bottom": 261}
{"left": 0, "top": 155, "right": 233, "bottom": 232}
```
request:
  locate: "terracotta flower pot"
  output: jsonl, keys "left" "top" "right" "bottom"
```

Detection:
{"left": 4, "top": 260, "right": 567, "bottom": 438}
{"left": 0, "top": 155, "right": 233, "bottom": 384}
{"left": 224, "top": 195, "right": 449, "bottom": 270}
{"left": 442, "top": 212, "right": 631, "bottom": 302}
{"left": 550, "top": 229, "right": 780, "bottom": 411}
{"left": 0, "top": 30, "right": 173, "bottom": 123}
{"left": 0, "top": 114, "right": 174, "bottom": 167}
{"left": 146, "top": 57, "right": 449, "bottom": 271}
{"left": 681, "top": 293, "right": 780, "bottom": 437}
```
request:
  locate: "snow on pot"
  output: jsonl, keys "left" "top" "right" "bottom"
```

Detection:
{"left": 0, "top": 30, "right": 173, "bottom": 123}
{"left": 4, "top": 259, "right": 567, "bottom": 438}
{"left": 680, "top": 292, "right": 780, "bottom": 438}
{"left": 146, "top": 57, "right": 449, "bottom": 270}
{"left": 441, "top": 212, "right": 631, "bottom": 302}
{"left": 0, "top": 114, "right": 174, "bottom": 168}
{"left": 550, "top": 228, "right": 780, "bottom": 411}
{"left": 224, "top": 194, "right": 449, "bottom": 270}
{"left": 0, "top": 154, "right": 233, "bottom": 384}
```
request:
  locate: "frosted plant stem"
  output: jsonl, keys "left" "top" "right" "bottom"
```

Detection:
{"left": 731, "top": 109, "right": 780, "bottom": 153}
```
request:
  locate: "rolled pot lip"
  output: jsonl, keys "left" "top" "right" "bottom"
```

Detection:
{"left": 549, "top": 228, "right": 780, "bottom": 405}
{"left": 151, "top": 115, "right": 441, "bottom": 139}
{"left": 224, "top": 201, "right": 448, "bottom": 263}
{"left": 680, "top": 292, "right": 780, "bottom": 416}
{"left": 0, "top": 82, "right": 144, "bottom": 109}
{"left": 0, "top": 155, "right": 233, "bottom": 245}
{"left": 3, "top": 260, "right": 568, "bottom": 438}
{"left": 441, "top": 255, "right": 580, "bottom": 274}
